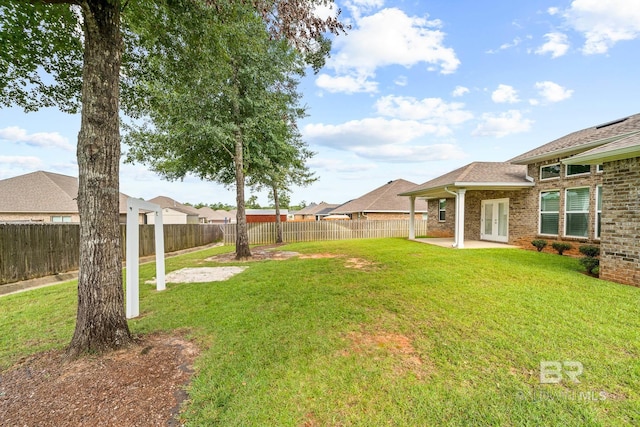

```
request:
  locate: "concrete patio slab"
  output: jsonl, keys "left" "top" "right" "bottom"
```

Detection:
{"left": 412, "top": 238, "right": 520, "bottom": 249}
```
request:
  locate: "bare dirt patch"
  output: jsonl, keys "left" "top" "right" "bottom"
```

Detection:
{"left": 207, "top": 246, "right": 300, "bottom": 262}
{"left": 146, "top": 266, "right": 247, "bottom": 284}
{"left": 342, "top": 329, "right": 433, "bottom": 380}
{"left": 0, "top": 333, "right": 199, "bottom": 426}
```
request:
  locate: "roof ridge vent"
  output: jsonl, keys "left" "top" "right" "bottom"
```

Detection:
{"left": 595, "top": 117, "right": 628, "bottom": 129}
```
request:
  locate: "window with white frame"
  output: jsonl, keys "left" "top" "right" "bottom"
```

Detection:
{"left": 540, "top": 164, "right": 561, "bottom": 180}
{"left": 51, "top": 215, "right": 72, "bottom": 223}
{"left": 566, "top": 164, "right": 591, "bottom": 177}
{"left": 540, "top": 191, "right": 560, "bottom": 235}
{"left": 438, "top": 199, "right": 446, "bottom": 221}
{"left": 565, "top": 187, "right": 589, "bottom": 237}
{"left": 597, "top": 164, "right": 603, "bottom": 173}
{"left": 596, "top": 186, "right": 602, "bottom": 239}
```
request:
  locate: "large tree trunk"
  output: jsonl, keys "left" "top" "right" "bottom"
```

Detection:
{"left": 234, "top": 128, "right": 252, "bottom": 259}
{"left": 67, "top": 0, "right": 132, "bottom": 358}
{"left": 272, "top": 186, "right": 283, "bottom": 244}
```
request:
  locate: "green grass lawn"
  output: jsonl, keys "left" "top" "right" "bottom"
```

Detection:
{"left": 1, "top": 238, "right": 639, "bottom": 426}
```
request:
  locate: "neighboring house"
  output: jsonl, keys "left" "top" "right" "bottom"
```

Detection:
{"left": 330, "top": 179, "right": 428, "bottom": 220}
{"left": 401, "top": 113, "right": 640, "bottom": 286}
{"left": 197, "top": 206, "right": 236, "bottom": 224}
{"left": 246, "top": 209, "right": 288, "bottom": 223}
{"left": 0, "top": 170, "right": 143, "bottom": 224}
{"left": 146, "top": 196, "right": 201, "bottom": 224}
{"left": 294, "top": 202, "right": 340, "bottom": 221}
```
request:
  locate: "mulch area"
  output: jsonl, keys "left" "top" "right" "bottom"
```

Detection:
{"left": 0, "top": 333, "right": 199, "bottom": 426}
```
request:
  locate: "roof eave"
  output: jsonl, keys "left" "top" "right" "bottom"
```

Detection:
{"left": 563, "top": 146, "right": 640, "bottom": 165}
{"left": 400, "top": 181, "right": 534, "bottom": 198}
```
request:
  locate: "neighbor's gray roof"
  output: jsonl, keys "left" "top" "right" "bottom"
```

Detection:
{"left": 147, "top": 196, "right": 201, "bottom": 216}
{"left": 564, "top": 132, "right": 640, "bottom": 165}
{"left": 400, "top": 162, "right": 533, "bottom": 198}
{"left": 196, "top": 206, "right": 235, "bottom": 221}
{"left": 0, "top": 170, "right": 131, "bottom": 214}
{"left": 331, "top": 179, "right": 428, "bottom": 214}
{"left": 510, "top": 113, "right": 640, "bottom": 164}
{"left": 296, "top": 202, "right": 340, "bottom": 216}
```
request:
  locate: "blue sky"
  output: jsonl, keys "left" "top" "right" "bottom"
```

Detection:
{"left": 2, "top": 0, "right": 640, "bottom": 207}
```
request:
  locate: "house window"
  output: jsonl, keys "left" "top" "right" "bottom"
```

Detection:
{"left": 597, "top": 164, "right": 603, "bottom": 173}
{"left": 540, "top": 164, "right": 561, "bottom": 180}
{"left": 566, "top": 164, "right": 591, "bottom": 177}
{"left": 438, "top": 199, "right": 446, "bottom": 222}
{"left": 565, "top": 187, "right": 589, "bottom": 238}
{"left": 540, "top": 191, "right": 560, "bottom": 235}
{"left": 51, "top": 215, "right": 72, "bottom": 223}
{"left": 596, "top": 186, "right": 602, "bottom": 239}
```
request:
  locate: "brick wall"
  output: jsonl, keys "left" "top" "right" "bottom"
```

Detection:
{"left": 600, "top": 157, "right": 640, "bottom": 286}
{"left": 426, "top": 198, "right": 455, "bottom": 237}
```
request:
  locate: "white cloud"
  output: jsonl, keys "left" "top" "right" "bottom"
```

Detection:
{"left": 307, "top": 157, "right": 377, "bottom": 173}
{"left": 548, "top": 7, "right": 560, "bottom": 15}
{"left": 452, "top": 86, "right": 470, "bottom": 97}
{"left": 374, "top": 95, "right": 473, "bottom": 126}
{"left": 491, "top": 84, "right": 520, "bottom": 104}
{"left": 319, "top": 7, "right": 460, "bottom": 93}
{"left": 563, "top": 0, "right": 640, "bottom": 54}
{"left": 472, "top": 110, "right": 533, "bottom": 138}
{"left": 487, "top": 37, "right": 524, "bottom": 54}
{"left": 534, "top": 81, "right": 574, "bottom": 103}
{"left": 0, "top": 126, "right": 74, "bottom": 151}
{"left": 350, "top": 143, "right": 466, "bottom": 163}
{"left": 304, "top": 118, "right": 444, "bottom": 148}
{"left": 315, "top": 73, "right": 378, "bottom": 94}
{"left": 535, "top": 32, "right": 570, "bottom": 58}
{"left": 0, "top": 155, "right": 43, "bottom": 170}
{"left": 394, "top": 75, "right": 408, "bottom": 86}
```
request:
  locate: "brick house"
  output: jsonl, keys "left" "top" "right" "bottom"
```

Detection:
{"left": 330, "top": 179, "right": 427, "bottom": 220}
{"left": 401, "top": 113, "right": 640, "bottom": 286}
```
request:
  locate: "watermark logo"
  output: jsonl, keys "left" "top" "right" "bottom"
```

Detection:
{"left": 539, "top": 361, "right": 583, "bottom": 384}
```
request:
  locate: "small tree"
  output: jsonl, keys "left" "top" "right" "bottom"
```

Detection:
{"left": 551, "top": 242, "right": 573, "bottom": 255}
{"left": 579, "top": 245, "right": 600, "bottom": 276}
{"left": 531, "top": 239, "right": 548, "bottom": 252}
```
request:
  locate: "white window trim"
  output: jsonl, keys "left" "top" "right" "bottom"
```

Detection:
{"left": 539, "top": 190, "right": 560, "bottom": 236}
{"left": 540, "top": 163, "right": 561, "bottom": 181}
{"left": 565, "top": 164, "right": 591, "bottom": 178}
{"left": 438, "top": 199, "right": 446, "bottom": 222}
{"left": 564, "top": 186, "right": 590, "bottom": 238}
{"left": 596, "top": 164, "right": 603, "bottom": 173}
{"left": 595, "top": 185, "right": 602, "bottom": 240}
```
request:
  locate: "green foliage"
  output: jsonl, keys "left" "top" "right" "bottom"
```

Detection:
{"left": 579, "top": 245, "right": 600, "bottom": 258}
{"left": 531, "top": 239, "right": 548, "bottom": 252}
{"left": 551, "top": 241, "right": 573, "bottom": 255}
{"left": 0, "top": 1, "right": 83, "bottom": 113}
{"left": 580, "top": 256, "right": 600, "bottom": 276}
{"left": 2, "top": 240, "right": 639, "bottom": 425}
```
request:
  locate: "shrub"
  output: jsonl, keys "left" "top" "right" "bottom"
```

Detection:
{"left": 579, "top": 245, "right": 600, "bottom": 258}
{"left": 551, "top": 242, "right": 572, "bottom": 255}
{"left": 580, "top": 256, "right": 600, "bottom": 276}
{"left": 531, "top": 239, "right": 548, "bottom": 252}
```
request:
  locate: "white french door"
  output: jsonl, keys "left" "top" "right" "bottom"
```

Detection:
{"left": 481, "top": 198, "right": 509, "bottom": 243}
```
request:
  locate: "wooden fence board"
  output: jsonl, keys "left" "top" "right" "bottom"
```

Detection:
{"left": 0, "top": 224, "right": 223, "bottom": 285}
{"left": 223, "top": 220, "right": 427, "bottom": 245}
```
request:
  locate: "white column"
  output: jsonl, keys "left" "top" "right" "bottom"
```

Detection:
{"left": 126, "top": 204, "right": 140, "bottom": 319}
{"left": 457, "top": 189, "right": 466, "bottom": 249}
{"left": 154, "top": 211, "right": 165, "bottom": 291}
{"left": 409, "top": 196, "right": 416, "bottom": 240}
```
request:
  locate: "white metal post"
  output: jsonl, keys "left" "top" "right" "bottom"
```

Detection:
{"left": 409, "top": 196, "right": 416, "bottom": 240}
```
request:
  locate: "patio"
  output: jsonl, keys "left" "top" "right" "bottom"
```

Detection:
{"left": 412, "top": 237, "right": 520, "bottom": 249}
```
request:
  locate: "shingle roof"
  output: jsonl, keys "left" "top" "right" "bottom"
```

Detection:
{"left": 400, "top": 162, "right": 532, "bottom": 197}
{"left": 0, "top": 170, "right": 130, "bottom": 214}
{"left": 147, "top": 196, "right": 201, "bottom": 216}
{"left": 296, "top": 202, "right": 340, "bottom": 215}
{"left": 331, "top": 179, "right": 428, "bottom": 214}
{"left": 510, "top": 113, "right": 640, "bottom": 164}
{"left": 564, "top": 132, "right": 640, "bottom": 164}
{"left": 196, "top": 206, "right": 234, "bottom": 221}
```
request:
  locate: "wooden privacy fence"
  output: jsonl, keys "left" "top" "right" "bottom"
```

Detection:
{"left": 0, "top": 223, "right": 223, "bottom": 285}
{"left": 223, "top": 219, "right": 428, "bottom": 245}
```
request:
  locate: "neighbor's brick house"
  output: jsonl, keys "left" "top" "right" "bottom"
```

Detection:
{"left": 402, "top": 113, "right": 640, "bottom": 286}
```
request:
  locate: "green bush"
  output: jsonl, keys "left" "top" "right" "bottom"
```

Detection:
{"left": 531, "top": 239, "right": 548, "bottom": 252}
{"left": 579, "top": 245, "right": 600, "bottom": 257}
{"left": 551, "top": 242, "right": 573, "bottom": 255}
{"left": 580, "top": 256, "right": 600, "bottom": 275}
